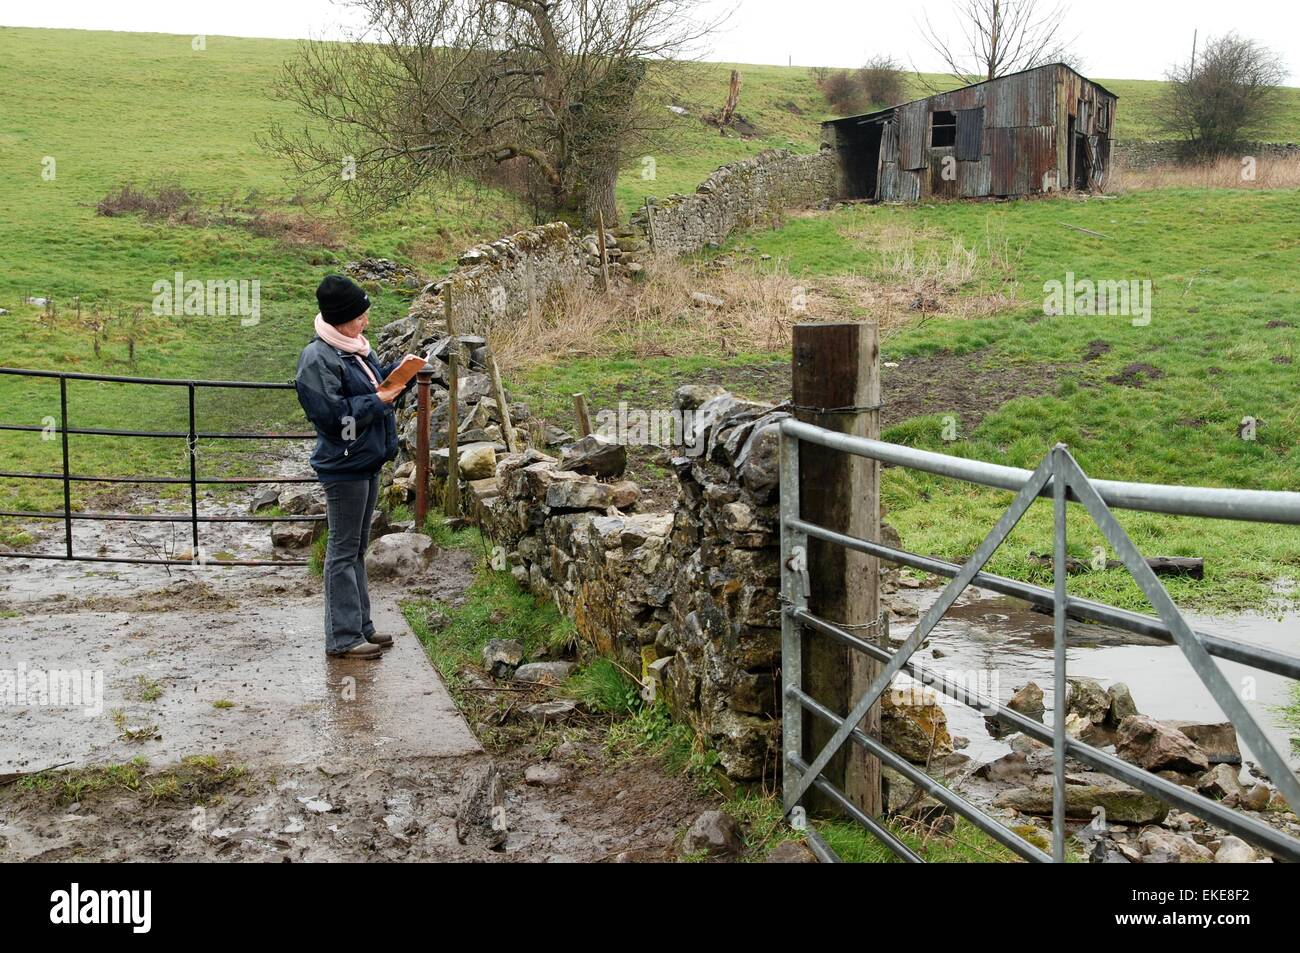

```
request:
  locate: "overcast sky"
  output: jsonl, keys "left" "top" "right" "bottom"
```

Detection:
{"left": 3, "top": 0, "right": 1297, "bottom": 83}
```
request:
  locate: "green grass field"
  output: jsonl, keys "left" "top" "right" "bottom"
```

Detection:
{"left": 777, "top": 189, "right": 1300, "bottom": 613}
{"left": 2, "top": 26, "right": 1300, "bottom": 611}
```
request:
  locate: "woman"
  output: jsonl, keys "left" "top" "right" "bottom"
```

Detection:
{"left": 295, "top": 274, "right": 419, "bottom": 659}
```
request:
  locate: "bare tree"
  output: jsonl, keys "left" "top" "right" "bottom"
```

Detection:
{"left": 919, "top": 0, "right": 1073, "bottom": 86}
{"left": 1162, "top": 32, "right": 1288, "bottom": 157}
{"left": 263, "top": 0, "right": 724, "bottom": 226}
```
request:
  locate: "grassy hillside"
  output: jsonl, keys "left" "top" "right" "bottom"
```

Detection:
{"left": 2, "top": 25, "right": 1299, "bottom": 591}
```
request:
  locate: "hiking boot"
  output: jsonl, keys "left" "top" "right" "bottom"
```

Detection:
{"left": 328, "top": 641, "right": 383, "bottom": 660}
{"left": 365, "top": 632, "right": 394, "bottom": 647}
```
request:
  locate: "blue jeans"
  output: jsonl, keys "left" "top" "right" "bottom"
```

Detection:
{"left": 322, "top": 473, "right": 380, "bottom": 654}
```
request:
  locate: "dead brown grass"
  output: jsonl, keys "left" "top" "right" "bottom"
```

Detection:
{"left": 96, "top": 182, "right": 201, "bottom": 224}
{"left": 491, "top": 226, "right": 1023, "bottom": 373}
{"left": 245, "top": 209, "right": 344, "bottom": 248}
{"left": 492, "top": 258, "right": 809, "bottom": 370}
{"left": 1111, "top": 156, "right": 1300, "bottom": 192}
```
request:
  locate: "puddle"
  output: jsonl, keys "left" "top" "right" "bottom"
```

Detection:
{"left": 892, "top": 586, "right": 1300, "bottom": 771}
{"left": 0, "top": 449, "right": 315, "bottom": 608}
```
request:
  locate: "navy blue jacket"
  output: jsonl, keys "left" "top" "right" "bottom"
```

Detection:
{"left": 294, "top": 337, "right": 402, "bottom": 483}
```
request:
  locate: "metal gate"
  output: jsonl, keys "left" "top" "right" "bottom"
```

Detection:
{"left": 0, "top": 367, "right": 321, "bottom": 567}
{"left": 779, "top": 418, "right": 1300, "bottom": 863}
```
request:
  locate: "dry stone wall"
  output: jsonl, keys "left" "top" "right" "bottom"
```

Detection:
{"left": 373, "top": 148, "right": 835, "bottom": 780}
{"left": 1113, "top": 139, "right": 1300, "bottom": 169}
{"left": 628, "top": 149, "right": 837, "bottom": 257}
{"left": 398, "top": 149, "right": 836, "bottom": 335}
{"left": 471, "top": 384, "right": 792, "bottom": 780}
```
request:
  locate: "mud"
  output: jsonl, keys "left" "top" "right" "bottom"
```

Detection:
{"left": 1105, "top": 362, "right": 1165, "bottom": 387}
{"left": 0, "top": 474, "right": 717, "bottom": 862}
{"left": 0, "top": 745, "right": 713, "bottom": 862}
{"left": 675, "top": 346, "right": 1061, "bottom": 433}
{"left": 618, "top": 346, "right": 1062, "bottom": 504}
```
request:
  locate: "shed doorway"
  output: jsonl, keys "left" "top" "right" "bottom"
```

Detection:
{"left": 838, "top": 120, "right": 884, "bottom": 200}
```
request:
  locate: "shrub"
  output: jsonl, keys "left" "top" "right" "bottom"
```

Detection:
{"left": 96, "top": 182, "right": 199, "bottom": 223}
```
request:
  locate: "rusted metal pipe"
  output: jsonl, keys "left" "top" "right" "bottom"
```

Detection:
{"left": 414, "top": 363, "right": 435, "bottom": 530}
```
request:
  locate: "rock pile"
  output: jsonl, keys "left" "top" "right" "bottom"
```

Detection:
{"left": 978, "top": 679, "right": 1297, "bottom": 862}
{"left": 343, "top": 257, "right": 424, "bottom": 289}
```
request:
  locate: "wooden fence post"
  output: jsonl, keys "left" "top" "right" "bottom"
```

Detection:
{"left": 791, "top": 321, "right": 882, "bottom": 818}
{"left": 444, "top": 286, "right": 461, "bottom": 518}
{"left": 572, "top": 393, "right": 592, "bottom": 438}
{"left": 485, "top": 346, "right": 518, "bottom": 454}
{"left": 596, "top": 210, "right": 611, "bottom": 293}
{"left": 644, "top": 199, "right": 657, "bottom": 254}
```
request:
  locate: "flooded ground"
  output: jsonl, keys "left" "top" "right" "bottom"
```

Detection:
{"left": 891, "top": 585, "right": 1300, "bottom": 771}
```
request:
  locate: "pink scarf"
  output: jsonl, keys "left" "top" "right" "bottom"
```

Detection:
{"left": 315, "top": 313, "right": 379, "bottom": 389}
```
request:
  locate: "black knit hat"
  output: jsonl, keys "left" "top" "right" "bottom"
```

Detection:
{"left": 316, "top": 274, "right": 371, "bottom": 326}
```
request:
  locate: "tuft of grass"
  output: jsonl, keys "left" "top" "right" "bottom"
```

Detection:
{"left": 605, "top": 703, "right": 722, "bottom": 795}
{"left": 728, "top": 786, "right": 1072, "bottom": 863}
{"left": 132, "top": 675, "right": 164, "bottom": 702}
{"left": 10, "top": 754, "right": 244, "bottom": 807}
{"left": 308, "top": 530, "right": 328, "bottom": 577}
{"left": 562, "top": 658, "right": 641, "bottom": 716}
{"left": 1278, "top": 684, "right": 1300, "bottom": 755}
{"left": 1114, "top": 156, "right": 1300, "bottom": 193}
{"left": 422, "top": 517, "right": 484, "bottom": 551}
{"left": 211, "top": 699, "right": 235, "bottom": 709}
{"left": 403, "top": 562, "right": 573, "bottom": 699}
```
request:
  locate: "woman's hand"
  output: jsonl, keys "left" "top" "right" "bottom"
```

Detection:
{"left": 377, "top": 354, "right": 427, "bottom": 404}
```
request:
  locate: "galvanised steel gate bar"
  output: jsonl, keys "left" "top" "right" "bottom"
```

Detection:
{"left": 779, "top": 417, "right": 1300, "bottom": 864}
{"left": 0, "top": 367, "right": 320, "bottom": 567}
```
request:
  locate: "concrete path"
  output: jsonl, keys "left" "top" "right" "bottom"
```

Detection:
{"left": 0, "top": 552, "right": 480, "bottom": 774}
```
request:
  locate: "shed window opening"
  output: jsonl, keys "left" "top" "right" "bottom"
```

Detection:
{"left": 931, "top": 110, "right": 957, "bottom": 147}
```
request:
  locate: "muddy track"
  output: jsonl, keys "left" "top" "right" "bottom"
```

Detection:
{"left": 0, "top": 477, "right": 716, "bottom": 863}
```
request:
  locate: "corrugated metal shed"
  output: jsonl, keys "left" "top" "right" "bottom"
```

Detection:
{"left": 956, "top": 107, "right": 984, "bottom": 161}
{"left": 880, "top": 120, "right": 899, "bottom": 163}
{"left": 930, "top": 149, "right": 958, "bottom": 199}
{"left": 988, "top": 126, "right": 1057, "bottom": 195}
{"left": 958, "top": 155, "right": 992, "bottom": 197}
{"left": 822, "top": 63, "right": 1117, "bottom": 203}
{"left": 897, "top": 101, "right": 928, "bottom": 171}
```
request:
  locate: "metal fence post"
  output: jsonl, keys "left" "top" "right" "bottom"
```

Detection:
{"left": 187, "top": 384, "right": 200, "bottom": 557}
{"left": 779, "top": 429, "right": 805, "bottom": 815}
{"left": 414, "top": 363, "right": 434, "bottom": 529}
{"left": 1051, "top": 444, "right": 1069, "bottom": 863}
{"left": 58, "top": 376, "right": 72, "bottom": 558}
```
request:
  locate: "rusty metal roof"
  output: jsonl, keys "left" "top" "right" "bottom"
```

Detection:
{"left": 822, "top": 62, "right": 1117, "bottom": 128}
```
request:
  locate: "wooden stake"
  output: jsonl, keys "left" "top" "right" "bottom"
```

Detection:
{"left": 572, "top": 393, "right": 592, "bottom": 438}
{"left": 644, "top": 199, "right": 657, "bottom": 254}
{"left": 596, "top": 210, "right": 611, "bottom": 293}
{"left": 444, "top": 281, "right": 459, "bottom": 337}
{"left": 445, "top": 348, "right": 460, "bottom": 518}
{"left": 443, "top": 281, "right": 463, "bottom": 517}
{"left": 720, "top": 68, "right": 742, "bottom": 126}
{"left": 526, "top": 262, "right": 539, "bottom": 323}
{"left": 791, "top": 321, "right": 882, "bottom": 819}
{"left": 485, "top": 346, "right": 518, "bottom": 454}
